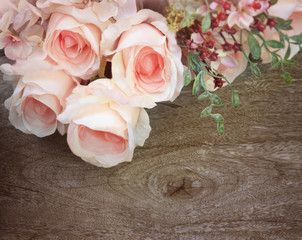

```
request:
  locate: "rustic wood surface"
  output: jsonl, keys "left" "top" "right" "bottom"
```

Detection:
{"left": 0, "top": 53, "right": 302, "bottom": 240}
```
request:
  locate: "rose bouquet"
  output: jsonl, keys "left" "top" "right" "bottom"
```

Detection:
{"left": 0, "top": 0, "right": 301, "bottom": 168}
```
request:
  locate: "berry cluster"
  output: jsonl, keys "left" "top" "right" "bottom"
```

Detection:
{"left": 251, "top": 17, "right": 277, "bottom": 32}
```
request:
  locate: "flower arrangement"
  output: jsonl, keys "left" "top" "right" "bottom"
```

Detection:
{"left": 0, "top": 0, "right": 301, "bottom": 168}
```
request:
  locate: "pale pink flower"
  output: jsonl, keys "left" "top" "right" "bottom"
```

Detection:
{"left": 36, "top": 0, "right": 90, "bottom": 9}
{"left": 101, "top": 9, "right": 184, "bottom": 108}
{"left": 206, "top": 51, "right": 248, "bottom": 91}
{"left": 228, "top": 0, "right": 270, "bottom": 30}
{"left": 0, "top": 47, "right": 59, "bottom": 81}
{"left": 13, "top": 0, "right": 42, "bottom": 31}
{"left": 44, "top": 6, "right": 103, "bottom": 79}
{"left": 36, "top": 0, "right": 91, "bottom": 20}
{"left": 92, "top": 0, "right": 137, "bottom": 22}
{"left": 5, "top": 70, "right": 77, "bottom": 137}
{"left": 0, "top": 31, "right": 31, "bottom": 61}
{"left": 0, "top": 25, "right": 44, "bottom": 61}
{"left": 0, "top": 0, "right": 17, "bottom": 32}
{"left": 262, "top": 0, "right": 302, "bottom": 63}
{"left": 268, "top": 0, "right": 297, "bottom": 19}
{"left": 57, "top": 79, "right": 151, "bottom": 168}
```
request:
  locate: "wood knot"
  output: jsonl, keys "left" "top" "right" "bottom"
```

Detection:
{"left": 161, "top": 169, "right": 206, "bottom": 200}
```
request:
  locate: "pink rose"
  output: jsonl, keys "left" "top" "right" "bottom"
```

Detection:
{"left": 101, "top": 9, "right": 184, "bottom": 108}
{"left": 5, "top": 70, "right": 76, "bottom": 137}
{"left": 44, "top": 6, "right": 103, "bottom": 79}
{"left": 57, "top": 79, "right": 151, "bottom": 168}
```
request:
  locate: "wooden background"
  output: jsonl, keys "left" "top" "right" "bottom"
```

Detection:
{"left": 0, "top": 53, "right": 302, "bottom": 239}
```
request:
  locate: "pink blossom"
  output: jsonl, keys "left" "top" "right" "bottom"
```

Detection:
{"left": 0, "top": 31, "right": 31, "bottom": 60}
{"left": 262, "top": 0, "right": 302, "bottom": 63}
{"left": 190, "top": 28, "right": 249, "bottom": 91}
{"left": 0, "top": 25, "right": 44, "bottom": 61}
{"left": 0, "top": 0, "right": 17, "bottom": 32}
{"left": 206, "top": 51, "right": 248, "bottom": 91}
{"left": 92, "top": 0, "right": 137, "bottom": 22}
{"left": 36, "top": 0, "right": 90, "bottom": 9}
{"left": 228, "top": 0, "right": 270, "bottom": 30}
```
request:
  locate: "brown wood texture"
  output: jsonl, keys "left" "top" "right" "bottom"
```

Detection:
{"left": 0, "top": 53, "right": 302, "bottom": 240}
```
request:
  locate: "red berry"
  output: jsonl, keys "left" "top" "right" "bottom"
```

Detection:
{"left": 256, "top": 21, "right": 266, "bottom": 31}
{"left": 223, "top": 2, "right": 231, "bottom": 10}
{"left": 222, "top": 42, "right": 232, "bottom": 52}
{"left": 224, "top": 25, "right": 237, "bottom": 35}
{"left": 199, "top": 50, "right": 209, "bottom": 60}
{"left": 229, "top": 27, "right": 237, "bottom": 35}
{"left": 217, "top": 12, "right": 227, "bottom": 21}
{"left": 232, "top": 43, "right": 242, "bottom": 53}
{"left": 211, "top": 19, "right": 219, "bottom": 29}
{"left": 209, "top": 52, "right": 218, "bottom": 61}
{"left": 213, "top": 77, "right": 226, "bottom": 89}
{"left": 206, "top": 40, "right": 215, "bottom": 49}
{"left": 267, "top": 18, "right": 277, "bottom": 28}
{"left": 253, "top": 2, "right": 262, "bottom": 10}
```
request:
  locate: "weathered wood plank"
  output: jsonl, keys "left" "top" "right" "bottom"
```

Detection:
{"left": 0, "top": 54, "right": 302, "bottom": 239}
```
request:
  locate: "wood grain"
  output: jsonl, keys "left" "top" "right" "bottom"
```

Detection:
{"left": 0, "top": 54, "right": 302, "bottom": 240}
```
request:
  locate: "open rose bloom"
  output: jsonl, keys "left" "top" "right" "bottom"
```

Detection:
{"left": 101, "top": 9, "right": 184, "bottom": 108}
{"left": 58, "top": 79, "right": 151, "bottom": 167}
{"left": 5, "top": 70, "right": 76, "bottom": 137}
{"left": 44, "top": 6, "right": 103, "bottom": 79}
{"left": 0, "top": 0, "right": 301, "bottom": 167}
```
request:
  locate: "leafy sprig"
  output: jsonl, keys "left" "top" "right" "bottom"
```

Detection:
{"left": 245, "top": 16, "right": 301, "bottom": 83}
{"left": 184, "top": 52, "right": 240, "bottom": 135}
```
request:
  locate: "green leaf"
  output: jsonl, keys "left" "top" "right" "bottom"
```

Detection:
{"left": 200, "top": 105, "right": 213, "bottom": 117}
{"left": 284, "top": 46, "right": 291, "bottom": 60}
{"left": 283, "top": 71, "right": 293, "bottom": 83}
{"left": 211, "top": 113, "right": 225, "bottom": 123}
{"left": 257, "top": 13, "right": 266, "bottom": 22}
{"left": 290, "top": 33, "right": 302, "bottom": 44}
{"left": 283, "top": 59, "right": 298, "bottom": 66}
{"left": 232, "top": 92, "right": 240, "bottom": 108}
{"left": 184, "top": 69, "right": 192, "bottom": 86}
{"left": 270, "top": 0, "right": 278, "bottom": 5}
{"left": 217, "top": 122, "right": 224, "bottom": 135}
{"left": 275, "top": 17, "right": 293, "bottom": 30}
{"left": 248, "top": 32, "right": 261, "bottom": 60}
{"left": 251, "top": 64, "right": 261, "bottom": 78}
{"left": 179, "top": 16, "right": 193, "bottom": 29}
{"left": 202, "top": 13, "right": 211, "bottom": 33}
{"left": 185, "top": 6, "right": 195, "bottom": 15}
{"left": 278, "top": 31, "right": 285, "bottom": 45}
{"left": 179, "top": 13, "right": 201, "bottom": 29}
{"left": 192, "top": 72, "right": 202, "bottom": 95}
{"left": 209, "top": 94, "right": 221, "bottom": 106}
{"left": 190, "top": 54, "right": 203, "bottom": 73}
{"left": 271, "top": 53, "right": 280, "bottom": 69}
{"left": 198, "top": 91, "right": 208, "bottom": 100}
{"left": 266, "top": 40, "right": 285, "bottom": 49}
